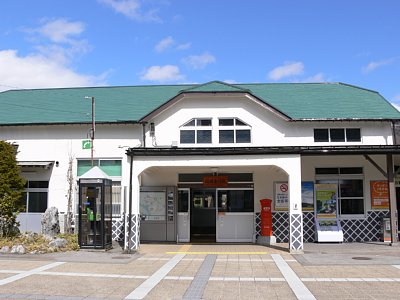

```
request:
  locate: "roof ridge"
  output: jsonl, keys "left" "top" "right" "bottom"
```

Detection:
{"left": 181, "top": 80, "right": 250, "bottom": 92}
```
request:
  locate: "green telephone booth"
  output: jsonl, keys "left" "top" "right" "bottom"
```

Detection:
{"left": 78, "top": 166, "right": 112, "bottom": 249}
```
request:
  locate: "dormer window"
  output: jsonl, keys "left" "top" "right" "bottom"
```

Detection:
{"left": 180, "top": 118, "right": 212, "bottom": 144}
{"left": 219, "top": 118, "right": 251, "bottom": 143}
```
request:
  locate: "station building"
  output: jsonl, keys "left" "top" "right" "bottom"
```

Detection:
{"left": 1, "top": 81, "right": 400, "bottom": 253}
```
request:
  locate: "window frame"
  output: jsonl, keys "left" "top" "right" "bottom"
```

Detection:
{"left": 180, "top": 118, "right": 213, "bottom": 144}
{"left": 315, "top": 167, "right": 365, "bottom": 219}
{"left": 21, "top": 180, "right": 49, "bottom": 213}
{"left": 313, "top": 128, "right": 361, "bottom": 143}
{"left": 218, "top": 118, "right": 251, "bottom": 144}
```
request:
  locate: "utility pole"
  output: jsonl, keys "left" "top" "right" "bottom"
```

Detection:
{"left": 85, "top": 96, "right": 95, "bottom": 166}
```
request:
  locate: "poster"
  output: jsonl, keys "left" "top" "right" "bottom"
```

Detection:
{"left": 370, "top": 181, "right": 389, "bottom": 209}
{"left": 274, "top": 181, "right": 315, "bottom": 211}
{"left": 315, "top": 183, "right": 338, "bottom": 219}
{"left": 302, "top": 181, "right": 314, "bottom": 211}
{"left": 274, "top": 182, "right": 289, "bottom": 210}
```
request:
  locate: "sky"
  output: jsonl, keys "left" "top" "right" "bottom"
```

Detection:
{"left": 0, "top": 0, "right": 399, "bottom": 108}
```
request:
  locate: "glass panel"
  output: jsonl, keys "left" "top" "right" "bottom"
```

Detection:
{"left": 104, "top": 185, "right": 112, "bottom": 245}
{"left": 183, "top": 119, "right": 195, "bottom": 126}
{"left": 27, "top": 192, "right": 47, "bottom": 213}
{"left": 180, "top": 130, "right": 195, "bottom": 143}
{"left": 18, "top": 192, "right": 27, "bottom": 212}
{"left": 197, "top": 119, "right": 211, "bottom": 126}
{"left": 112, "top": 185, "right": 121, "bottom": 215}
{"left": 235, "top": 119, "right": 247, "bottom": 126}
{"left": 340, "top": 198, "right": 364, "bottom": 214}
{"left": 315, "top": 168, "right": 339, "bottom": 175}
{"left": 217, "top": 190, "right": 254, "bottom": 212}
{"left": 330, "top": 128, "right": 345, "bottom": 142}
{"left": 339, "top": 167, "right": 363, "bottom": 174}
{"left": 77, "top": 160, "right": 99, "bottom": 176}
{"left": 340, "top": 179, "right": 363, "bottom": 197}
{"left": 236, "top": 130, "right": 251, "bottom": 143}
{"left": 346, "top": 128, "right": 361, "bottom": 142}
{"left": 197, "top": 130, "right": 212, "bottom": 143}
{"left": 99, "top": 160, "right": 122, "bottom": 176}
{"left": 28, "top": 181, "right": 49, "bottom": 188}
{"left": 80, "top": 186, "right": 101, "bottom": 246}
{"left": 219, "top": 130, "right": 234, "bottom": 143}
{"left": 314, "top": 129, "right": 329, "bottom": 142}
{"left": 178, "top": 190, "right": 189, "bottom": 212}
{"left": 219, "top": 118, "right": 234, "bottom": 126}
{"left": 140, "top": 191, "right": 166, "bottom": 220}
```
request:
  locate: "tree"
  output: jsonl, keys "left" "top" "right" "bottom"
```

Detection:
{"left": 0, "top": 141, "right": 25, "bottom": 237}
{"left": 66, "top": 152, "right": 74, "bottom": 233}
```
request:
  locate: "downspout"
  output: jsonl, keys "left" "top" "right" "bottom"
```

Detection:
{"left": 128, "top": 151, "right": 133, "bottom": 253}
{"left": 391, "top": 120, "right": 397, "bottom": 145}
{"left": 142, "top": 122, "right": 147, "bottom": 147}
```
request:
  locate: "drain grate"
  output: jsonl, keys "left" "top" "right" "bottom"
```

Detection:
{"left": 112, "top": 256, "right": 131, "bottom": 259}
{"left": 352, "top": 256, "right": 372, "bottom": 260}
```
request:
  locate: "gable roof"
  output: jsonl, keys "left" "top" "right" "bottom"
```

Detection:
{"left": 0, "top": 82, "right": 399, "bottom": 126}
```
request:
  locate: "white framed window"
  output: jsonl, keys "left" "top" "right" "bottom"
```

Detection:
{"left": 180, "top": 118, "right": 212, "bottom": 144}
{"left": 21, "top": 181, "right": 49, "bottom": 213}
{"left": 315, "top": 167, "right": 364, "bottom": 218}
{"left": 314, "top": 128, "right": 361, "bottom": 142}
{"left": 218, "top": 118, "right": 251, "bottom": 144}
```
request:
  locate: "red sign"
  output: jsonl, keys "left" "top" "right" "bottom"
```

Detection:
{"left": 203, "top": 176, "right": 228, "bottom": 187}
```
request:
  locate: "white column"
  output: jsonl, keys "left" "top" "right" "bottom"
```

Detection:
{"left": 288, "top": 155, "right": 303, "bottom": 253}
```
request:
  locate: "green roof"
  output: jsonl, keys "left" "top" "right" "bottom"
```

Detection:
{"left": 0, "top": 82, "right": 399, "bottom": 125}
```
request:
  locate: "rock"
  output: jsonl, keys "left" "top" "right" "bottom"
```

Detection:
{"left": 49, "top": 238, "right": 67, "bottom": 248}
{"left": 41, "top": 207, "right": 60, "bottom": 237}
{"left": 10, "top": 245, "right": 25, "bottom": 254}
{"left": 0, "top": 246, "right": 10, "bottom": 253}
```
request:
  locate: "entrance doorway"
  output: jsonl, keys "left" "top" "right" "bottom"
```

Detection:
{"left": 191, "top": 189, "right": 216, "bottom": 242}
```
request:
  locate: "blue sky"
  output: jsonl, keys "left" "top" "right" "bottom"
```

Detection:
{"left": 1, "top": 0, "right": 399, "bottom": 107}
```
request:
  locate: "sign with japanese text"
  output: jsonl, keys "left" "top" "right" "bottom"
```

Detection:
{"left": 315, "top": 183, "right": 338, "bottom": 219}
{"left": 370, "top": 181, "right": 389, "bottom": 209}
{"left": 274, "top": 181, "right": 315, "bottom": 211}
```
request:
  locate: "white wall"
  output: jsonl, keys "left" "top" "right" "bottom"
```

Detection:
{"left": 1, "top": 123, "right": 141, "bottom": 212}
{"left": 144, "top": 94, "right": 393, "bottom": 147}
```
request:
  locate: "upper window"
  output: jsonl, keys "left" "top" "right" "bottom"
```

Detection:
{"left": 314, "top": 128, "right": 361, "bottom": 142}
{"left": 218, "top": 118, "right": 251, "bottom": 143}
{"left": 180, "top": 118, "right": 212, "bottom": 144}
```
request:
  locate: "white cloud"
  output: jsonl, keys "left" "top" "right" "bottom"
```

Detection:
{"left": 223, "top": 79, "right": 238, "bottom": 84}
{"left": 36, "top": 19, "right": 85, "bottom": 43}
{"left": 393, "top": 95, "right": 400, "bottom": 101}
{"left": 298, "top": 73, "right": 326, "bottom": 83}
{"left": 0, "top": 50, "right": 106, "bottom": 92}
{"left": 98, "top": 0, "right": 161, "bottom": 22}
{"left": 391, "top": 103, "right": 400, "bottom": 111}
{"left": 363, "top": 58, "right": 394, "bottom": 74}
{"left": 176, "top": 42, "right": 191, "bottom": 51}
{"left": 182, "top": 53, "right": 216, "bottom": 69}
{"left": 141, "top": 65, "right": 185, "bottom": 82}
{"left": 268, "top": 61, "right": 304, "bottom": 80}
{"left": 155, "top": 36, "right": 174, "bottom": 53}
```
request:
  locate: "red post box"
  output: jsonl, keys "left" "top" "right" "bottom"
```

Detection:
{"left": 260, "top": 199, "right": 273, "bottom": 236}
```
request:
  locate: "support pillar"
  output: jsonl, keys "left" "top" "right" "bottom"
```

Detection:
{"left": 387, "top": 154, "right": 398, "bottom": 245}
{"left": 288, "top": 156, "right": 304, "bottom": 253}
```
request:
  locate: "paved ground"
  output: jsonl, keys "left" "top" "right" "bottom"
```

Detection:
{"left": 1, "top": 242, "right": 400, "bottom": 299}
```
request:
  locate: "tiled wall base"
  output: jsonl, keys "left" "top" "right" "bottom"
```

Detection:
{"left": 255, "top": 210, "right": 389, "bottom": 243}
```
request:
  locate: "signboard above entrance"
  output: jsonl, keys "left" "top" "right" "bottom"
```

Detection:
{"left": 203, "top": 175, "right": 228, "bottom": 187}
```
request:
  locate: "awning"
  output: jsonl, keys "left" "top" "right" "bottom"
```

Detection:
{"left": 18, "top": 161, "right": 54, "bottom": 169}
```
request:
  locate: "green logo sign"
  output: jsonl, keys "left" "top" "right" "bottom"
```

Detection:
{"left": 82, "top": 140, "right": 91, "bottom": 149}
